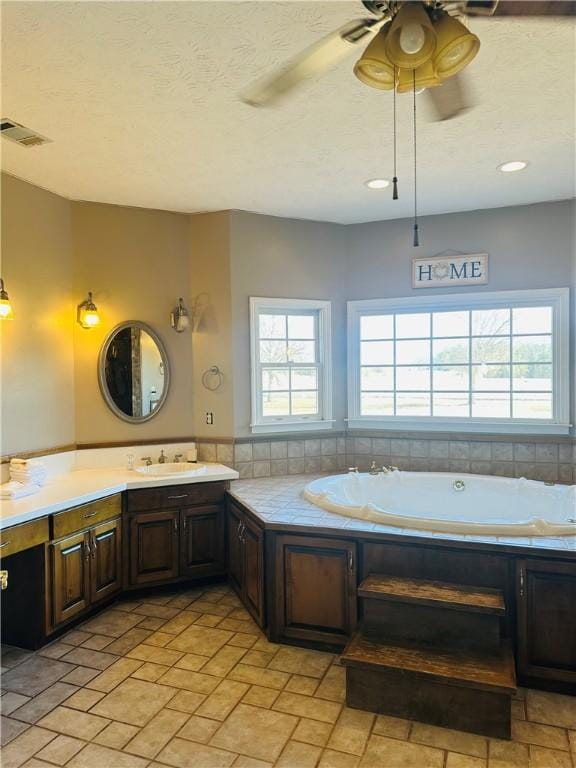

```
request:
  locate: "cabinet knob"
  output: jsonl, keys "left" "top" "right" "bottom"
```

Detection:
{"left": 0, "top": 570, "right": 8, "bottom": 590}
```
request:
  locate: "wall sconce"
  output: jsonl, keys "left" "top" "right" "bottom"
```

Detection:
{"left": 77, "top": 291, "right": 100, "bottom": 329}
{"left": 170, "top": 297, "right": 190, "bottom": 333}
{"left": 0, "top": 279, "right": 14, "bottom": 319}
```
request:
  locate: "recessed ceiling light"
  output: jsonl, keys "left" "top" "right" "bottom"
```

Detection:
{"left": 498, "top": 161, "right": 528, "bottom": 173}
{"left": 365, "top": 178, "right": 390, "bottom": 190}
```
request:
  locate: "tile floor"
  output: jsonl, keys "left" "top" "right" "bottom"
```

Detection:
{"left": 1, "top": 583, "right": 575, "bottom": 768}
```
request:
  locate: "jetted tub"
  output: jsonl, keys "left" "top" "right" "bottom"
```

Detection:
{"left": 303, "top": 471, "right": 576, "bottom": 537}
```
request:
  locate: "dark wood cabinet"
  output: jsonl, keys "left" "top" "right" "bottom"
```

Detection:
{"left": 226, "top": 500, "right": 265, "bottom": 627}
{"left": 517, "top": 558, "right": 576, "bottom": 691}
{"left": 90, "top": 518, "right": 122, "bottom": 603}
{"left": 272, "top": 534, "right": 358, "bottom": 648}
{"left": 180, "top": 505, "right": 225, "bottom": 578}
{"left": 129, "top": 510, "right": 179, "bottom": 585}
{"left": 51, "top": 531, "right": 91, "bottom": 626}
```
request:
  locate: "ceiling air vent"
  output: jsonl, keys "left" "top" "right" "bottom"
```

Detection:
{"left": 1, "top": 119, "right": 51, "bottom": 147}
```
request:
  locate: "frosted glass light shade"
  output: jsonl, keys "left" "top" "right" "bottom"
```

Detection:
{"left": 354, "top": 26, "right": 396, "bottom": 90}
{"left": 396, "top": 60, "right": 442, "bottom": 93}
{"left": 385, "top": 4, "right": 436, "bottom": 69}
{"left": 433, "top": 12, "right": 480, "bottom": 79}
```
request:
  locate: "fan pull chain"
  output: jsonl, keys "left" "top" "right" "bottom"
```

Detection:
{"left": 412, "top": 69, "right": 419, "bottom": 247}
{"left": 392, "top": 67, "right": 398, "bottom": 201}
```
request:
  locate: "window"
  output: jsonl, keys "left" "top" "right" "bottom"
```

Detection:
{"left": 250, "top": 297, "right": 333, "bottom": 433}
{"left": 348, "top": 288, "right": 570, "bottom": 434}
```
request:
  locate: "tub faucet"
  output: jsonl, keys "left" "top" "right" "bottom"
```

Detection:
{"left": 174, "top": 453, "right": 183, "bottom": 463}
{"left": 369, "top": 461, "right": 380, "bottom": 475}
{"left": 142, "top": 456, "right": 153, "bottom": 467}
{"left": 348, "top": 466, "right": 359, "bottom": 474}
{"left": 381, "top": 465, "right": 398, "bottom": 473}
{"left": 158, "top": 449, "right": 167, "bottom": 464}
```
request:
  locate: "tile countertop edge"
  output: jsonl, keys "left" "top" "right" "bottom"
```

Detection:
{"left": 0, "top": 464, "right": 239, "bottom": 530}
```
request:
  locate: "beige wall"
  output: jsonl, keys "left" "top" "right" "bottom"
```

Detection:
{"left": 72, "top": 201, "right": 194, "bottom": 444}
{"left": 0, "top": 174, "right": 75, "bottom": 456}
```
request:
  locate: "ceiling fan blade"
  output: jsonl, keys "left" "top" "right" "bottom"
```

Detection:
{"left": 461, "top": 1, "right": 576, "bottom": 16}
{"left": 241, "top": 17, "right": 385, "bottom": 107}
{"left": 424, "top": 74, "right": 475, "bottom": 121}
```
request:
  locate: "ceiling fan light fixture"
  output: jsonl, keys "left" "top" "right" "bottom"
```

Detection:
{"left": 354, "top": 26, "right": 396, "bottom": 90}
{"left": 365, "top": 178, "right": 390, "bottom": 189}
{"left": 396, "top": 60, "right": 442, "bottom": 93}
{"left": 385, "top": 4, "right": 436, "bottom": 69}
{"left": 432, "top": 12, "right": 480, "bottom": 79}
{"left": 498, "top": 160, "right": 528, "bottom": 173}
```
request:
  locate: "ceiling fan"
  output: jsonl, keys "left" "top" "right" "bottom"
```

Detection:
{"left": 241, "top": 1, "right": 576, "bottom": 121}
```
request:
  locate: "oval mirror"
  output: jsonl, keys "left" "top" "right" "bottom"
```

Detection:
{"left": 98, "top": 321, "right": 170, "bottom": 423}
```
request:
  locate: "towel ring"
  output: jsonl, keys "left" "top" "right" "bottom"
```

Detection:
{"left": 202, "top": 366, "right": 224, "bottom": 392}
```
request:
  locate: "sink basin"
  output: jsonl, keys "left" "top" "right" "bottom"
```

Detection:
{"left": 135, "top": 462, "right": 206, "bottom": 477}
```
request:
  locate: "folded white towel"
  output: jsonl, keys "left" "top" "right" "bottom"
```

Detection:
{"left": 9, "top": 468, "right": 47, "bottom": 485}
{"left": 10, "top": 458, "right": 46, "bottom": 468}
{"left": 10, "top": 467, "right": 46, "bottom": 477}
{"left": 0, "top": 481, "right": 41, "bottom": 500}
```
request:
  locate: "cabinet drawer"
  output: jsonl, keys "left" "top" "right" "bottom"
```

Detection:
{"left": 0, "top": 517, "right": 49, "bottom": 558}
{"left": 52, "top": 494, "right": 122, "bottom": 539}
{"left": 126, "top": 482, "right": 227, "bottom": 512}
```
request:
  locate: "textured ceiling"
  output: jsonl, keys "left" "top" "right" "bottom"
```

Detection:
{"left": 1, "top": 1, "right": 575, "bottom": 223}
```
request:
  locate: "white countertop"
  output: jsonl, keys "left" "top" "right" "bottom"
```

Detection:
{"left": 0, "top": 463, "right": 238, "bottom": 530}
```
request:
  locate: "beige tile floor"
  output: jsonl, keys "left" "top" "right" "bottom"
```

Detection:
{"left": 1, "top": 583, "right": 575, "bottom": 768}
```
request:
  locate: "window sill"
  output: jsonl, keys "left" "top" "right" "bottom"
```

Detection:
{"left": 251, "top": 420, "right": 335, "bottom": 435}
{"left": 346, "top": 418, "right": 572, "bottom": 436}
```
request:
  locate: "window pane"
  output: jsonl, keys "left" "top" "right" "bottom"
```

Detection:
{"left": 361, "top": 367, "right": 394, "bottom": 391}
{"left": 512, "top": 364, "right": 552, "bottom": 392}
{"left": 472, "top": 337, "right": 510, "bottom": 364}
{"left": 472, "top": 393, "right": 511, "bottom": 418}
{"left": 433, "top": 311, "right": 469, "bottom": 338}
{"left": 472, "top": 364, "right": 510, "bottom": 391}
{"left": 288, "top": 340, "right": 315, "bottom": 363}
{"left": 396, "top": 339, "right": 430, "bottom": 365}
{"left": 433, "top": 338, "right": 469, "bottom": 365}
{"left": 433, "top": 393, "right": 470, "bottom": 417}
{"left": 396, "top": 366, "right": 430, "bottom": 391}
{"left": 513, "top": 306, "right": 552, "bottom": 335}
{"left": 288, "top": 314, "right": 315, "bottom": 339}
{"left": 396, "top": 393, "right": 430, "bottom": 416}
{"left": 292, "top": 391, "right": 318, "bottom": 415}
{"left": 361, "top": 392, "right": 394, "bottom": 416}
{"left": 262, "top": 369, "right": 289, "bottom": 391}
{"left": 361, "top": 340, "right": 393, "bottom": 366}
{"left": 472, "top": 308, "right": 510, "bottom": 336}
{"left": 513, "top": 393, "right": 552, "bottom": 419}
{"left": 259, "top": 314, "right": 286, "bottom": 339}
{"left": 260, "top": 340, "right": 287, "bottom": 363}
{"left": 433, "top": 365, "right": 469, "bottom": 391}
{"left": 262, "top": 391, "right": 289, "bottom": 416}
{"left": 291, "top": 368, "right": 317, "bottom": 390}
{"left": 396, "top": 313, "right": 430, "bottom": 339}
{"left": 361, "top": 315, "right": 393, "bottom": 340}
{"left": 512, "top": 335, "right": 552, "bottom": 364}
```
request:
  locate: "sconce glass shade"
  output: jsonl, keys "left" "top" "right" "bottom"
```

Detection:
{"left": 354, "top": 25, "right": 396, "bottom": 91}
{"left": 432, "top": 12, "right": 480, "bottom": 79}
{"left": 385, "top": 4, "right": 437, "bottom": 70}
{"left": 77, "top": 291, "right": 100, "bottom": 329}
{"left": 171, "top": 297, "right": 190, "bottom": 333}
{"left": 396, "top": 60, "right": 442, "bottom": 93}
{"left": 0, "top": 279, "right": 14, "bottom": 319}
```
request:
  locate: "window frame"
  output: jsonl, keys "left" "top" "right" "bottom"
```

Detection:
{"left": 347, "top": 288, "right": 570, "bottom": 435}
{"left": 250, "top": 297, "right": 334, "bottom": 434}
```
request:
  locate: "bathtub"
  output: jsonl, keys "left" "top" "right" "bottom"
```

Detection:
{"left": 303, "top": 471, "right": 576, "bottom": 537}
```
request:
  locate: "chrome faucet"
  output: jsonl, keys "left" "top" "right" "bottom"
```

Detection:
{"left": 158, "top": 449, "right": 167, "bottom": 464}
{"left": 348, "top": 466, "right": 359, "bottom": 474}
{"left": 380, "top": 465, "right": 399, "bottom": 474}
{"left": 142, "top": 456, "right": 153, "bottom": 467}
{"left": 174, "top": 453, "right": 183, "bottom": 463}
{"left": 369, "top": 461, "right": 380, "bottom": 475}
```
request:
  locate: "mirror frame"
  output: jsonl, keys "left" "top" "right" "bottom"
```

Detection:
{"left": 97, "top": 321, "right": 171, "bottom": 424}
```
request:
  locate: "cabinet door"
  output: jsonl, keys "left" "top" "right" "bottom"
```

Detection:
{"left": 90, "top": 518, "right": 122, "bottom": 603}
{"left": 517, "top": 558, "right": 576, "bottom": 687}
{"left": 129, "top": 511, "right": 179, "bottom": 585}
{"left": 51, "top": 531, "right": 91, "bottom": 627}
{"left": 180, "top": 505, "right": 225, "bottom": 578}
{"left": 227, "top": 503, "right": 245, "bottom": 595}
{"left": 243, "top": 516, "right": 265, "bottom": 627}
{"left": 275, "top": 534, "right": 357, "bottom": 647}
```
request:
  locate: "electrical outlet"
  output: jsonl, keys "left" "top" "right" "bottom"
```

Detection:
{"left": 205, "top": 411, "right": 214, "bottom": 425}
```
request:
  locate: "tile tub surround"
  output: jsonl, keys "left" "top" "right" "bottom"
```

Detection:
{"left": 196, "top": 433, "right": 576, "bottom": 485}
{"left": 2, "top": 583, "right": 576, "bottom": 768}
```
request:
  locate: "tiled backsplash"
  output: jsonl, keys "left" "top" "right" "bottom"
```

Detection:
{"left": 197, "top": 432, "right": 576, "bottom": 484}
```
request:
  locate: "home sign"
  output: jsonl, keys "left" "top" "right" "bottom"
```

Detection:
{"left": 412, "top": 253, "right": 489, "bottom": 289}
